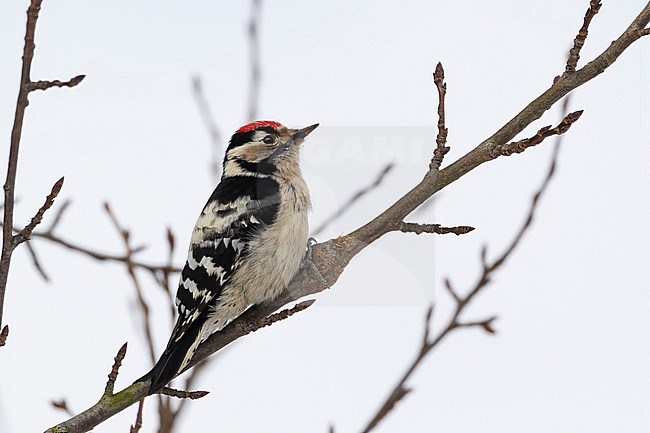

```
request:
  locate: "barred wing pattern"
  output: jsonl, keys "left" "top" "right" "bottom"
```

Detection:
{"left": 139, "top": 176, "right": 280, "bottom": 393}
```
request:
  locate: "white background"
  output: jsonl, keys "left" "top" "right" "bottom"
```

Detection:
{"left": 0, "top": 1, "right": 648, "bottom": 432}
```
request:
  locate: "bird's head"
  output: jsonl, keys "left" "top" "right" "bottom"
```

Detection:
{"left": 222, "top": 120, "right": 318, "bottom": 179}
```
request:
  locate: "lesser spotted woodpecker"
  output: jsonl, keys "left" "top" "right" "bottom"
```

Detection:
{"left": 139, "top": 120, "right": 318, "bottom": 394}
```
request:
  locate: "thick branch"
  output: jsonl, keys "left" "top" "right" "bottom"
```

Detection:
{"left": 45, "top": 299, "right": 314, "bottom": 433}
{"left": 343, "top": 2, "right": 650, "bottom": 254}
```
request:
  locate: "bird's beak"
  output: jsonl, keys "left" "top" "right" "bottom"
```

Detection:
{"left": 290, "top": 123, "right": 319, "bottom": 145}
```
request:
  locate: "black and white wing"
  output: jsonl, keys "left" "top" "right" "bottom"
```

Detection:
{"left": 139, "top": 176, "right": 280, "bottom": 393}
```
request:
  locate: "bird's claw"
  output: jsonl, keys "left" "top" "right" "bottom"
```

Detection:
{"left": 306, "top": 237, "right": 318, "bottom": 261}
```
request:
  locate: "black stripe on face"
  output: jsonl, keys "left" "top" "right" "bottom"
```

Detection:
{"left": 235, "top": 157, "right": 277, "bottom": 175}
{"left": 227, "top": 127, "right": 279, "bottom": 150}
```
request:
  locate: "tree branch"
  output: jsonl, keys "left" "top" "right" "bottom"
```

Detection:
{"left": 105, "top": 343, "right": 128, "bottom": 396}
{"left": 1, "top": 0, "right": 82, "bottom": 328}
{"left": 0, "top": 325, "right": 8, "bottom": 347}
{"left": 13, "top": 177, "right": 64, "bottom": 246}
{"left": 398, "top": 222, "right": 474, "bottom": 236}
{"left": 498, "top": 110, "right": 583, "bottom": 156}
{"left": 566, "top": 0, "right": 602, "bottom": 72}
{"left": 45, "top": 299, "right": 314, "bottom": 433}
{"left": 429, "top": 62, "right": 450, "bottom": 170}
{"left": 361, "top": 132, "right": 562, "bottom": 433}
{"left": 160, "top": 387, "right": 209, "bottom": 400}
{"left": 25, "top": 240, "right": 50, "bottom": 281}
{"left": 24, "top": 227, "right": 182, "bottom": 275}
{"left": 129, "top": 400, "right": 144, "bottom": 433}
{"left": 1, "top": 0, "right": 43, "bottom": 329}
{"left": 25, "top": 74, "right": 85, "bottom": 92}
{"left": 311, "top": 163, "right": 394, "bottom": 237}
{"left": 51, "top": 399, "right": 74, "bottom": 417}
{"left": 104, "top": 203, "right": 157, "bottom": 364}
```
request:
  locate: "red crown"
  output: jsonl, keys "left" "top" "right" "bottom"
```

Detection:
{"left": 236, "top": 120, "right": 283, "bottom": 134}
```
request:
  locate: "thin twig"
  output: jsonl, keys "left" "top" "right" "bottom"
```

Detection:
{"left": 363, "top": 386, "right": 412, "bottom": 433}
{"left": 14, "top": 177, "right": 64, "bottom": 245}
{"left": 166, "top": 360, "right": 211, "bottom": 429}
{"left": 497, "top": 110, "right": 583, "bottom": 157}
{"left": 0, "top": 325, "right": 8, "bottom": 347}
{"left": 566, "top": 1, "right": 602, "bottom": 72}
{"left": 455, "top": 316, "right": 498, "bottom": 334}
{"left": 361, "top": 309, "right": 439, "bottom": 433}
{"left": 26, "top": 240, "right": 49, "bottom": 281}
{"left": 160, "top": 387, "right": 209, "bottom": 400}
{"left": 154, "top": 226, "right": 184, "bottom": 433}
{"left": 361, "top": 134, "right": 562, "bottom": 433}
{"left": 1, "top": 0, "right": 82, "bottom": 328}
{"left": 104, "top": 203, "right": 157, "bottom": 364}
{"left": 1, "top": 0, "right": 41, "bottom": 327}
{"left": 160, "top": 227, "right": 177, "bottom": 319}
{"left": 1, "top": 1, "right": 44, "bottom": 323}
{"left": 129, "top": 400, "right": 144, "bottom": 433}
{"left": 104, "top": 343, "right": 128, "bottom": 396}
{"left": 430, "top": 62, "right": 450, "bottom": 170}
{"left": 254, "top": 299, "right": 315, "bottom": 331}
{"left": 311, "top": 163, "right": 394, "bottom": 237}
{"left": 45, "top": 198, "right": 71, "bottom": 231}
{"left": 399, "top": 222, "right": 474, "bottom": 236}
{"left": 26, "top": 75, "right": 85, "bottom": 92}
{"left": 51, "top": 400, "right": 74, "bottom": 417}
{"left": 25, "top": 228, "right": 181, "bottom": 274}
{"left": 421, "top": 305, "right": 434, "bottom": 349}
{"left": 443, "top": 278, "right": 461, "bottom": 303}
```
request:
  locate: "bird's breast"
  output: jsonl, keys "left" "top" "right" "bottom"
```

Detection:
{"left": 233, "top": 179, "right": 310, "bottom": 305}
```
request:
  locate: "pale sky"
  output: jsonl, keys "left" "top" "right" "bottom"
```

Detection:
{"left": 0, "top": 1, "right": 648, "bottom": 432}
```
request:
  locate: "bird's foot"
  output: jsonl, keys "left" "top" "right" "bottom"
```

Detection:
{"left": 304, "top": 237, "right": 330, "bottom": 290}
{"left": 306, "top": 237, "right": 318, "bottom": 261}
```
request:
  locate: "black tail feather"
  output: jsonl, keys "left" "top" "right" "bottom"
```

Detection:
{"left": 135, "top": 322, "right": 203, "bottom": 395}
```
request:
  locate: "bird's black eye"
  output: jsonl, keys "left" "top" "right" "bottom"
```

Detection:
{"left": 262, "top": 135, "right": 276, "bottom": 145}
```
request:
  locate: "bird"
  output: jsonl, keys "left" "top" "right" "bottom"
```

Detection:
{"left": 137, "top": 120, "right": 318, "bottom": 394}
